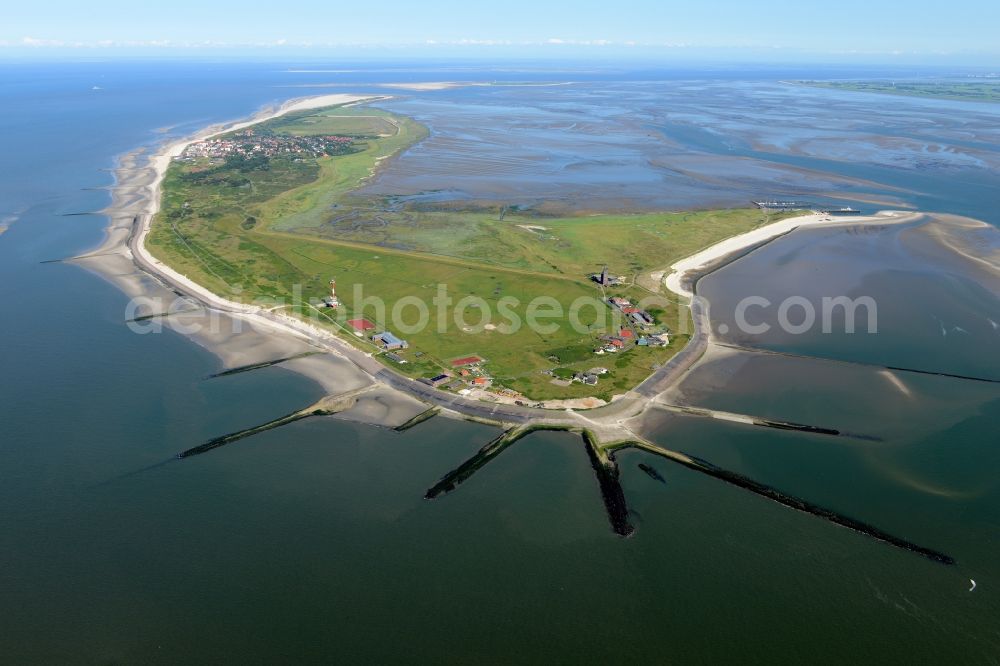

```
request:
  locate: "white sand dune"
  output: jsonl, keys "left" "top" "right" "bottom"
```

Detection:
{"left": 663, "top": 210, "right": 921, "bottom": 298}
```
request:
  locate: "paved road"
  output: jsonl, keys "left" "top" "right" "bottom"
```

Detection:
{"left": 126, "top": 211, "right": 709, "bottom": 433}
{"left": 631, "top": 296, "right": 709, "bottom": 399}
{"left": 127, "top": 213, "right": 585, "bottom": 424}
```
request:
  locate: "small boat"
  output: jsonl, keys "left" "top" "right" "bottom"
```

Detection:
{"left": 638, "top": 463, "right": 666, "bottom": 484}
{"left": 970, "top": 579, "right": 977, "bottom": 592}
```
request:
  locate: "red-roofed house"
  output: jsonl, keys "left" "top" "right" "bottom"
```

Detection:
{"left": 347, "top": 318, "right": 375, "bottom": 334}
{"left": 451, "top": 356, "right": 483, "bottom": 367}
{"left": 619, "top": 329, "right": 634, "bottom": 339}
{"left": 621, "top": 307, "right": 640, "bottom": 315}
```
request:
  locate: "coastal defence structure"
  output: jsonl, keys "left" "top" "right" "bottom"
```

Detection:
{"left": 83, "top": 91, "right": 965, "bottom": 566}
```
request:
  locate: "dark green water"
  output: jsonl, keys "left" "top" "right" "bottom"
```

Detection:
{"left": 1, "top": 62, "right": 998, "bottom": 662}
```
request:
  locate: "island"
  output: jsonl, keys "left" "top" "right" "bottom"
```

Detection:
{"left": 145, "top": 96, "right": 803, "bottom": 406}
{"left": 92, "top": 93, "right": 958, "bottom": 563}
{"left": 793, "top": 79, "right": 1000, "bottom": 104}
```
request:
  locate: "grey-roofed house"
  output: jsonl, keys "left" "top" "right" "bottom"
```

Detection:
{"left": 373, "top": 331, "right": 409, "bottom": 350}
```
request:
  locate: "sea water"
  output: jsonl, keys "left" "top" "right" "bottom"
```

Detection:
{"left": 1, "top": 59, "right": 998, "bottom": 662}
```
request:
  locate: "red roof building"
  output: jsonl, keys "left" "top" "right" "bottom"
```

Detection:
{"left": 347, "top": 318, "right": 375, "bottom": 333}
{"left": 451, "top": 356, "right": 483, "bottom": 367}
{"left": 620, "top": 329, "right": 634, "bottom": 338}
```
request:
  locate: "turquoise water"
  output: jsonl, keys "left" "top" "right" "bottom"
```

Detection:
{"left": 1, "top": 61, "right": 998, "bottom": 662}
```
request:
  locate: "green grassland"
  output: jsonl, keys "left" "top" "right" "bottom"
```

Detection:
{"left": 260, "top": 106, "right": 427, "bottom": 232}
{"left": 148, "top": 102, "right": 794, "bottom": 400}
{"left": 270, "top": 111, "right": 399, "bottom": 137}
{"left": 298, "top": 207, "right": 791, "bottom": 281}
{"left": 798, "top": 80, "right": 1000, "bottom": 104}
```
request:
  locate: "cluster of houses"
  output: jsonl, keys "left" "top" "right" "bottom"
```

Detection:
{"left": 422, "top": 355, "right": 496, "bottom": 392}
{"left": 597, "top": 296, "right": 670, "bottom": 353}
{"left": 573, "top": 367, "right": 608, "bottom": 386}
{"left": 608, "top": 296, "right": 655, "bottom": 327}
{"left": 596, "top": 329, "right": 633, "bottom": 354}
{"left": 181, "top": 129, "right": 355, "bottom": 161}
{"left": 343, "top": 321, "right": 507, "bottom": 396}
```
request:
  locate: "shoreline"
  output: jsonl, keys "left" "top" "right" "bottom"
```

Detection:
{"left": 91, "top": 93, "right": 601, "bottom": 431}
{"left": 626, "top": 209, "right": 926, "bottom": 400}
{"left": 63, "top": 89, "right": 996, "bottom": 560}
{"left": 93, "top": 93, "right": 936, "bottom": 429}
{"left": 662, "top": 210, "right": 922, "bottom": 300}
{"left": 123, "top": 93, "right": 412, "bottom": 341}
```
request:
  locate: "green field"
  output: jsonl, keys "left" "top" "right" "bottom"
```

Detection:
{"left": 148, "top": 102, "right": 796, "bottom": 400}
{"left": 273, "top": 111, "right": 400, "bottom": 137}
{"left": 299, "top": 207, "right": 790, "bottom": 284}
{"left": 797, "top": 80, "right": 1000, "bottom": 104}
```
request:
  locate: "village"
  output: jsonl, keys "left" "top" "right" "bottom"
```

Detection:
{"left": 180, "top": 128, "right": 357, "bottom": 161}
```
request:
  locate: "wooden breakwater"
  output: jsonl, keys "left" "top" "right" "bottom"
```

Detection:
{"left": 424, "top": 425, "right": 537, "bottom": 499}
{"left": 656, "top": 403, "right": 881, "bottom": 441}
{"left": 177, "top": 388, "right": 372, "bottom": 459}
{"left": 394, "top": 407, "right": 440, "bottom": 432}
{"left": 582, "top": 431, "right": 634, "bottom": 537}
{"left": 425, "top": 424, "right": 637, "bottom": 538}
{"left": 206, "top": 351, "right": 321, "bottom": 378}
{"left": 619, "top": 439, "right": 955, "bottom": 565}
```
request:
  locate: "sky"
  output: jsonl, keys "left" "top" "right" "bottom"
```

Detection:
{"left": 2, "top": 0, "right": 999, "bottom": 64}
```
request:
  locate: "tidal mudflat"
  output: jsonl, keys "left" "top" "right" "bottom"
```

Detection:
{"left": 3, "top": 63, "right": 1000, "bottom": 662}
{"left": 696, "top": 213, "right": 1000, "bottom": 377}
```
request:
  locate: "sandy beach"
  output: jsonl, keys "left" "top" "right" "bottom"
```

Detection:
{"left": 82, "top": 93, "right": 442, "bottom": 428}
{"left": 127, "top": 92, "right": 380, "bottom": 312}
{"left": 83, "top": 93, "right": 599, "bottom": 432}
{"left": 662, "top": 210, "right": 921, "bottom": 299}
{"left": 80, "top": 93, "right": 970, "bottom": 435}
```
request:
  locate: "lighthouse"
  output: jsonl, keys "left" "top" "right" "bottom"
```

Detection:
{"left": 323, "top": 277, "right": 340, "bottom": 308}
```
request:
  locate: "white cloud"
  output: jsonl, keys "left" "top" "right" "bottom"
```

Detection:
{"left": 2, "top": 36, "right": 970, "bottom": 57}
{"left": 542, "top": 38, "right": 616, "bottom": 46}
{"left": 22, "top": 36, "right": 65, "bottom": 47}
{"left": 0, "top": 35, "right": 700, "bottom": 50}
{"left": 454, "top": 38, "right": 512, "bottom": 46}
